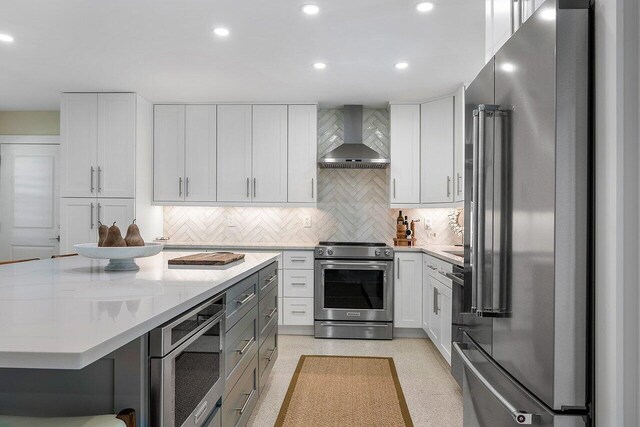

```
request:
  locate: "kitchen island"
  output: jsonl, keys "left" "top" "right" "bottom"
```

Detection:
{"left": 0, "top": 250, "right": 280, "bottom": 425}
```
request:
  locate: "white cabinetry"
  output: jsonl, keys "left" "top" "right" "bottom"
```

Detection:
{"left": 394, "top": 252, "right": 423, "bottom": 328}
{"left": 485, "top": 0, "right": 545, "bottom": 62}
{"left": 185, "top": 105, "right": 217, "bottom": 202}
{"left": 390, "top": 105, "right": 421, "bottom": 206}
{"left": 454, "top": 86, "right": 465, "bottom": 202}
{"left": 216, "top": 105, "right": 253, "bottom": 202}
{"left": 61, "top": 93, "right": 135, "bottom": 198}
{"left": 153, "top": 105, "right": 185, "bottom": 202}
{"left": 280, "top": 251, "right": 315, "bottom": 327}
{"left": 252, "top": 105, "right": 288, "bottom": 203}
{"left": 423, "top": 254, "right": 453, "bottom": 364}
{"left": 421, "top": 97, "right": 454, "bottom": 204}
{"left": 287, "top": 105, "right": 318, "bottom": 203}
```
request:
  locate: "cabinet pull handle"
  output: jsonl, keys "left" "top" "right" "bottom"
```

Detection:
{"left": 393, "top": 178, "right": 396, "bottom": 199}
{"left": 178, "top": 177, "right": 183, "bottom": 197}
{"left": 97, "top": 203, "right": 101, "bottom": 223}
{"left": 90, "top": 203, "right": 94, "bottom": 229}
{"left": 193, "top": 401, "right": 208, "bottom": 424}
{"left": 246, "top": 177, "right": 250, "bottom": 198}
{"left": 236, "top": 390, "right": 255, "bottom": 414}
{"left": 396, "top": 258, "right": 400, "bottom": 279}
{"left": 237, "top": 293, "right": 255, "bottom": 305}
{"left": 97, "top": 166, "right": 102, "bottom": 193}
{"left": 433, "top": 287, "right": 438, "bottom": 314}
{"left": 311, "top": 178, "right": 314, "bottom": 199}
{"left": 291, "top": 310, "right": 307, "bottom": 314}
{"left": 457, "top": 173, "right": 462, "bottom": 196}
{"left": 185, "top": 177, "right": 189, "bottom": 197}
{"left": 266, "top": 346, "right": 277, "bottom": 362}
{"left": 90, "top": 167, "right": 95, "bottom": 193}
{"left": 266, "top": 307, "right": 277, "bottom": 319}
{"left": 447, "top": 176, "right": 451, "bottom": 198}
{"left": 236, "top": 337, "right": 254, "bottom": 354}
{"left": 253, "top": 177, "right": 257, "bottom": 198}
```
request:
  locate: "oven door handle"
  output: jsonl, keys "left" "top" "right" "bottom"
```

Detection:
{"left": 319, "top": 322, "right": 390, "bottom": 328}
{"left": 318, "top": 261, "right": 391, "bottom": 269}
{"left": 164, "top": 311, "right": 225, "bottom": 361}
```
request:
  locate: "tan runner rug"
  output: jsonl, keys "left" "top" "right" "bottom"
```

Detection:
{"left": 275, "top": 355, "right": 414, "bottom": 427}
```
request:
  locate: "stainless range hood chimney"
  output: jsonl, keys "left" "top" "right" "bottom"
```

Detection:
{"left": 318, "top": 105, "right": 390, "bottom": 169}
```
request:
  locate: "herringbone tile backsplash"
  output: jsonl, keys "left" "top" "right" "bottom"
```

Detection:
{"left": 163, "top": 109, "right": 462, "bottom": 246}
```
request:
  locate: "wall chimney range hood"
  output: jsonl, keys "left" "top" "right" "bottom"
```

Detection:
{"left": 318, "top": 105, "right": 390, "bottom": 169}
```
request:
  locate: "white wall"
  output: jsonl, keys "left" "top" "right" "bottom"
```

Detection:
{"left": 594, "top": 0, "right": 640, "bottom": 425}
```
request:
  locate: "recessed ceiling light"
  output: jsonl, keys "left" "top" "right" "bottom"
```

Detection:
{"left": 213, "top": 28, "right": 230, "bottom": 37}
{"left": 539, "top": 8, "right": 556, "bottom": 21}
{"left": 302, "top": 5, "right": 320, "bottom": 15}
{"left": 501, "top": 62, "right": 516, "bottom": 72}
{"left": 395, "top": 62, "right": 409, "bottom": 70}
{"left": 415, "top": 2, "right": 434, "bottom": 13}
{"left": 0, "top": 33, "right": 14, "bottom": 43}
{"left": 313, "top": 62, "right": 327, "bottom": 70}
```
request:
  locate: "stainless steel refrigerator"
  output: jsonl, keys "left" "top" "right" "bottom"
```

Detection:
{"left": 454, "top": 0, "right": 593, "bottom": 426}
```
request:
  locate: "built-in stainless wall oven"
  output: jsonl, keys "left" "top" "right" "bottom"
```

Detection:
{"left": 150, "top": 294, "right": 225, "bottom": 427}
{"left": 314, "top": 242, "right": 394, "bottom": 340}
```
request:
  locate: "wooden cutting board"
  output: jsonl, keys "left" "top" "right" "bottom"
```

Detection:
{"left": 168, "top": 252, "right": 245, "bottom": 266}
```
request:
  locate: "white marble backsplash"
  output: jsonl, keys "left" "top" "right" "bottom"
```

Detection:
{"left": 163, "top": 109, "right": 462, "bottom": 246}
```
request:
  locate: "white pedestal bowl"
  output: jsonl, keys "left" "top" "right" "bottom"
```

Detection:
{"left": 74, "top": 243, "right": 164, "bottom": 271}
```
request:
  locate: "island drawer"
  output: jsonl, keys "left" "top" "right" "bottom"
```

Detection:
{"left": 226, "top": 273, "right": 258, "bottom": 331}
{"left": 225, "top": 304, "right": 258, "bottom": 390}
{"left": 282, "top": 250, "right": 314, "bottom": 270}
{"left": 258, "top": 322, "right": 278, "bottom": 394}
{"left": 222, "top": 354, "right": 258, "bottom": 427}
{"left": 258, "top": 262, "right": 278, "bottom": 298}
{"left": 258, "top": 285, "right": 278, "bottom": 344}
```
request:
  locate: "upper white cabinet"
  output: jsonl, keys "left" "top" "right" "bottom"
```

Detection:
{"left": 252, "top": 105, "right": 288, "bottom": 203}
{"left": 390, "top": 105, "right": 421, "bottom": 206}
{"left": 153, "top": 103, "right": 317, "bottom": 207}
{"left": 287, "top": 105, "right": 318, "bottom": 203}
{"left": 394, "top": 252, "right": 423, "bottom": 329}
{"left": 61, "top": 93, "right": 135, "bottom": 199}
{"left": 217, "top": 105, "right": 253, "bottom": 202}
{"left": 453, "top": 86, "right": 465, "bottom": 202}
{"left": 421, "top": 97, "right": 454, "bottom": 204}
{"left": 185, "top": 105, "right": 217, "bottom": 202}
{"left": 485, "top": 0, "right": 545, "bottom": 62}
{"left": 60, "top": 94, "right": 98, "bottom": 198}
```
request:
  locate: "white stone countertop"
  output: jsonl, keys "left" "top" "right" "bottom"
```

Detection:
{"left": 161, "top": 241, "right": 464, "bottom": 267}
{"left": 0, "top": 251, "right": 279, "bottom": 370}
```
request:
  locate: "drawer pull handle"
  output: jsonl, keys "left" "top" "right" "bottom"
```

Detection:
{"left": 291, "top": 310, "right": 306, "bottom": 314}
{"left": 428, "top": 265, "right": 438, "bottom": 270}
{"left": 291, "top": 282, "right": 306, "bottom": 286}
{"left": 262, "top": 275, "right": 277, "bottom": 291}
{"left": 266, "top": 346, "right": 277, "bottom": 362}
{"left": 236, "top": 389, "right": 256, "bottom": 414}
{"left": 236, "top": 293, "right": 255, "bottom": 305}
{"left": 290, "top": 258, "right": 307, "bottom": 262}
{"left": 266, "top": 307, "right": 277, "bottom": 319}
{"left": 236, "top": 337, "right": 255, "bottom": 355}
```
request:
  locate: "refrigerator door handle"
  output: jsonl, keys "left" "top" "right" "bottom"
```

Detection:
{"left": 453, "top": 342, "right": 537, "bottom": 425}
{"left": 471, "top": 109, "right": 480, "bottom": 313}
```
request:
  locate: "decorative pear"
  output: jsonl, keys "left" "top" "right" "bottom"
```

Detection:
{"left": 103, "top": 222, "right": 127, "bottom": 247}
{"left": 97, "top": 221, "right": 108, "bottom": 247}
{"left": 124, "top": 219, "right": 145, "bottom": 247}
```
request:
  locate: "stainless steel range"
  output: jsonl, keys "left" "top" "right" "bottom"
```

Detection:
{"left": 314, "top": 241, "right": 394, "bottom": 340}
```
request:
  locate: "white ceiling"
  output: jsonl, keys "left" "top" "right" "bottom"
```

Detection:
{"left": 0, "top": 0, "right": 484, "bottom": 110}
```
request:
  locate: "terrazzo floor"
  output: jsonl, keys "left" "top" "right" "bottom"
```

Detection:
{"left": 247, "top": 335, "right": 463, "bottom": 427}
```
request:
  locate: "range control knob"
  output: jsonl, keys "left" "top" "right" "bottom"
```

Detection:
{"left": 375, "top": 249, "right": 381, "bottom": 256}
{"left": 384, "top": 249, "right": 391, "bottom": 256}
{"left": 317, "top": 248, "right": 324, "bottom": 256}
{"left": 327, "top": 249, "right": 334, "bottom": 256}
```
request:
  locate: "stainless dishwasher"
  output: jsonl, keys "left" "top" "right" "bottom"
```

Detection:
{"left": 150, "top": 294, "right": 225, "bottom": 427}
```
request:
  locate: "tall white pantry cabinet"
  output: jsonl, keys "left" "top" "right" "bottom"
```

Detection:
{"left": 59, "top": 92, "right": 162, "bottom": 253}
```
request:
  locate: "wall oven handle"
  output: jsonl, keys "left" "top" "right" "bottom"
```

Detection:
{"left": 236, "top": 337, "right": 255, "bottom": 355}
{"left": 266, "top": 307, "right": 277, "bottom": 319}
{"left": 453, "top": 342, "right": 536, "bottom": 425}
{"left": 236, "top": 390, "right": 255, "bottom": 414}
{"left": 236, "top": 293, "right": 255, "bottom": 306}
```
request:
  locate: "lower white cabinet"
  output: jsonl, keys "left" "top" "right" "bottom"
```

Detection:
{"left": 283, "top": 269, "right": 314, "bottom": 298}
{"left": 393, "top": 252, "right": 423, "bottom": 328}
{"left": 282, "top": 298, "right": 314, "bottom": 326}
{"left": 60, "top": 198, "right": 134, "bottom": 253}
{"left": 422, "top": 254, "right": 453, "bottom": 364}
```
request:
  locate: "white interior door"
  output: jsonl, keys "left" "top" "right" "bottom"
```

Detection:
{"left": 252, "top": 105, "right": 288, "bottom": 202}
{"left": 0, "top": 144, "right": 60, "bottom": 261}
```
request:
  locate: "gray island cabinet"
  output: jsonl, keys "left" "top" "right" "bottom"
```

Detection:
{"left": 0, "top": 251, "right": 279, "bottom": 427}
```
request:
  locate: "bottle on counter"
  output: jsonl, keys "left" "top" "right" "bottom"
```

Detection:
{"left": 397, "top": 211, "right": 404, "bottom": 225}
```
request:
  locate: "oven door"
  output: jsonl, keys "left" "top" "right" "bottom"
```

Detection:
{"left": 315, "top": 259, "right": 393, "bottom": 322}
{"left": 151, "top": 313, "right": 225, "bottom": 427}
